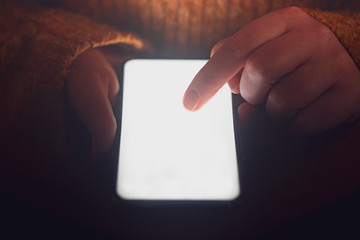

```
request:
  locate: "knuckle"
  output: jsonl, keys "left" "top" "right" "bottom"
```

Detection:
{"left": 239, "top": 80, "right": 258, "bottom": 104}
{"left": 244, "top": 55, "right": 269, "bottom": 85}
{"left": 239, "top": 84, "right": 253, "bottom": 104}
{"left": 266, "top": 92, "right": 293, "bottom": 121}
{"left": 241, "top": 56, "right": 271, "bottom": 104}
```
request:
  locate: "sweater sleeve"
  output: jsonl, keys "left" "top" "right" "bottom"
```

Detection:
{"left": 0, "top": 1, "right": 145, "bottom": 126}
{"left": 0, "top": 1, "right": 146, "bottom": 198}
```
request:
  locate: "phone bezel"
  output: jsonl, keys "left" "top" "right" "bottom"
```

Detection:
{"left": 110, "top": 59, "right": 246, "bottom": 207}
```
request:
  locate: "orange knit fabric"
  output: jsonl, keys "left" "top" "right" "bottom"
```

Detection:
{"left": 57, "top": 0, "right": 360, "bottom": 57}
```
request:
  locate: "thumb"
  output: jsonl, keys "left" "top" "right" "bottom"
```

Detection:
{"left": 67, "top": 49, "right": 120, "bottom": 156}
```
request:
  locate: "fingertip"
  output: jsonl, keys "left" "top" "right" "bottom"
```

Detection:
{"left": 183, "top": 89, "right": 200, "bottom": 111}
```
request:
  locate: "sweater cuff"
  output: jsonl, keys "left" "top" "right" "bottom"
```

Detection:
{"left": 24, "top": 7, "right": 147, "bottom": 82}
{"left": 1, "top": 4, "right": 147, "bottom": 125}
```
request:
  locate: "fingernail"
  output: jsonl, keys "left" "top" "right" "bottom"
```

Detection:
{"left": 184, "top": 89, "right": 199, "bottom": 111}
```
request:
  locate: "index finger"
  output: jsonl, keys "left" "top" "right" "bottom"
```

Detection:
{"left": 183, "top": 7, "right": 305, "bottom": 111}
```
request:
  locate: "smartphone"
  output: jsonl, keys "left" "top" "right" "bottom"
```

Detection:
{"left": 115, "top": 59, "right": 240, "bottom": 201}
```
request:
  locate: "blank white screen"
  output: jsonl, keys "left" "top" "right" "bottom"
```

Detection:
{"left": 117, "top": 59, "right": 239, "bottom": 200}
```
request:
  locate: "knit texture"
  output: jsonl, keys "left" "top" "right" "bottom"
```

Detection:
{"left": 58, "top": 0, "right": 360, "bottom": 58}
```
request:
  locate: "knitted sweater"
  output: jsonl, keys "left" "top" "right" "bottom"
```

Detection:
{"left": 1, "top": 0, "right": 360, "bottom": 234}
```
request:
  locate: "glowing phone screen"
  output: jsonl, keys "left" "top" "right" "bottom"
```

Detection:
{"left": 116, "top": 59, "right": 239, "bottom": 200}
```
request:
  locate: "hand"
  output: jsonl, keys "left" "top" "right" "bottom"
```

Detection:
{"left": 66, "top": 47, "right": 128, "bottom": 155}
{"left": 183, "top": 6, "right": 360, "bottom": 137}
